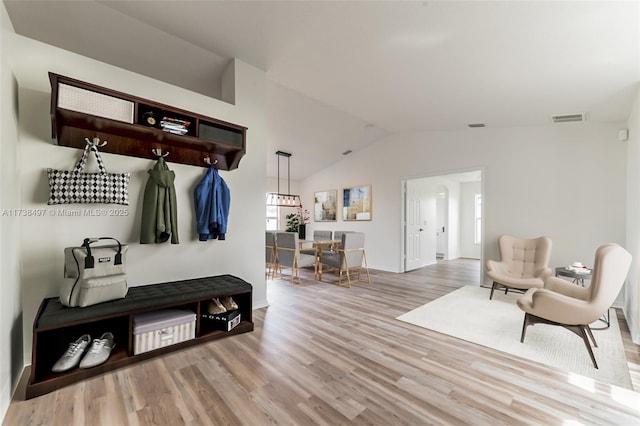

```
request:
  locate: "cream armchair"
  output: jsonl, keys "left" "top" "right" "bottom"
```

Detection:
{"left": 486, "top": 235, "right": 553, "bottom": 300}
{"left": 516, "top": 243, "right": 631, "bottom": 369}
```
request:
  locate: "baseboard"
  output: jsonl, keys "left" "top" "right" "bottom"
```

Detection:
{"left": 0, "top": 377, "right": 9, "bottom": 426}
{"left": 1, "top": 364, "right": 29, "bottom": 423}
{"left": 368, "top": 265, "right": 400, "bottom": 273}
{"left": 621, "top": 305, "right": 640, "bottom": 346}
{"left": 253, "top": 298, "right": 269, "bottom": 310}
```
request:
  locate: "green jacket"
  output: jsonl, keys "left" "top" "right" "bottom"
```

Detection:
{"left": 140, "top": 157, "right": 179, "bottom": 244}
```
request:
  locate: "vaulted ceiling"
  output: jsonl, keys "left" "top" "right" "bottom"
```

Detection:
{"left": 4, "top": 1, "right": 639, "bottom": 179}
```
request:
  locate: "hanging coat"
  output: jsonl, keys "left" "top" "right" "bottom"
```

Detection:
{"left": 194, "top": 166, "right": 230, "bottom": 241}
{"left": 140, "top": 157, "right": 179, "bottom": 244}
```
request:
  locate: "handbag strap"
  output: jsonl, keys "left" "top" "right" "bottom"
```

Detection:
{"left": 73, "top": 142, "right": 108, "bottom": 175}
{"left": 82, "top": 237, "right": 123, "bottom": 269}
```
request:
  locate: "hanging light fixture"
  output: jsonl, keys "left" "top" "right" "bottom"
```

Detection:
{"left": 266, "top": 150, "right": 302, "bottom": 207}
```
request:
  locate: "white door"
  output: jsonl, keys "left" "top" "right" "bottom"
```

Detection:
{"left": 405, "top": 180, "right": 431, "bottom": 271}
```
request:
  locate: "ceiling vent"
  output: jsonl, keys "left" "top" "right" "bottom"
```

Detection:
{"left": 551, "top": 113, "right": 586, "bottom": 123}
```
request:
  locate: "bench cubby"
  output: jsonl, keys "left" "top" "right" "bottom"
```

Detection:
{"left": 27, "top": 275, "right": 253, "bottom": 399}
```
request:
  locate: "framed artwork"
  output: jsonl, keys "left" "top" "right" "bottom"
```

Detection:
{"left": 314, "top": 190, "right": 337, "bottom": 221}
{"left": 342, "top": 185, "right": 372, "bottom": 221}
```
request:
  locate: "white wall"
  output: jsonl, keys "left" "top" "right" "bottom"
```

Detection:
{"left": 625, "top": 87, "right": 640, "bottom": 344}
{"left": 4, "top": 33, "right": 268, "bottom": 372}
{"left": 0, "top": 3, "right": 23, "bottom": 421}
{"left": 460, "top": 181, "right": 481, "bottom": 259}
{"left": 301, "top": 124, "right": 627, "bottom": 277}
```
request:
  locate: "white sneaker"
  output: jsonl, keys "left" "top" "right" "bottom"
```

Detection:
{"left": 52, "top": 334, "right": 91, "bottom": 372}
{"left": 79, "top": 332, "right": 115, "bottom": 369}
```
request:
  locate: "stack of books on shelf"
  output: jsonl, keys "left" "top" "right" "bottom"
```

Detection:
{"left": 160, "top": 117, "right": 190, "bottom": 135}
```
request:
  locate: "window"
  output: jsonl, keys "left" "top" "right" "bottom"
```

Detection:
{"left": 474, "top": 193, "right": 482, "bottom": 244}
{"left": 266, "top": 202, "right": 279, "bottom": 231}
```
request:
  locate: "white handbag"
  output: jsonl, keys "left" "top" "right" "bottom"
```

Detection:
{"left": 60, "top": 237, "right": 128, "bottom": 307}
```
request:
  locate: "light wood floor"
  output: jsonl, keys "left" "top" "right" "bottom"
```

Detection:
{"left": 5, "top": 259, "right": 640, "bottom": 425}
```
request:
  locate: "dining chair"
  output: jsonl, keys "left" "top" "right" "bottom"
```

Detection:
{"left": 319, "top": 232, "right": 370, "bottom": 287}
{"left": 275, "top": 232, "right": 317, "bottom": 285}
{"left": 300, "top": 230, "right": 333, "bottom": 255}
{"left": 322, "top": 230, "right": 353, "bottom": 257}
{"left": 266, "top": 231, "right": 278, "bottom": 279}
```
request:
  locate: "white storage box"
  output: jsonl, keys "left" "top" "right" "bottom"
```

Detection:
{"left": 58, "top": 83, "right": 134, "bottom": 123}
{"left": 133, "top": 309, "right": 196, "bottom": 355}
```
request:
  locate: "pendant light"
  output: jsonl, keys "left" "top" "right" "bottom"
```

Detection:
{"left": 266, "top": 150, "right": 302, "bottom": 207}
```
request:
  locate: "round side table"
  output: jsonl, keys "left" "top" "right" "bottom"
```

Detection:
{"left": 554, "top": 267, "right": 591, "bottom": 287}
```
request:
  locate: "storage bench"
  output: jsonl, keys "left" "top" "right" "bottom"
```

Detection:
{"left": 27, "top": 274, "right": 253, "bottom": 399}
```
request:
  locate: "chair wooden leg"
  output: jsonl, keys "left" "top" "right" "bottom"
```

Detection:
{"left": 362, "top": 250, "right": 371, "bottom": 283}
{"left": 344, "top": 270, "right": 351, "bottom": 287}
{"left": 342, "top": 257, "right": 351, "bottom": 287}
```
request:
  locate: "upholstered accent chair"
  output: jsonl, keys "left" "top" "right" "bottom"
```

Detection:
{"left": 486, "top": 235, "right": 553, "bottom": 300}
{"left": 516, "top": 243, "right": 631, "bottom": 369}
{"left": 319, "top": 232, "right": 370, "bottom": 287}
{"left": 275, "top": 232, "right": 317, "bottom": 285}
{"left": 266, "top": 231, "right": 277, "bottom": 279}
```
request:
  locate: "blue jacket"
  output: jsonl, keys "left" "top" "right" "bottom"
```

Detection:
{"left": 194, "top": 166, "right": 230, "bottom": 241}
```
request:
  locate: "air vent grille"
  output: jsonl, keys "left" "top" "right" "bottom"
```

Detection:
{"left": 551, "top": 113, "right": 585, "bottom": 123}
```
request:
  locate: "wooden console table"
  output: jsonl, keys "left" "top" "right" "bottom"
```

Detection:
{"left": 27, "top": 275, "right": 253, "bottom": 399}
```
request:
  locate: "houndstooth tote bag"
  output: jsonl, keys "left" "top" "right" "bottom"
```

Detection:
{"left": 47, "top": 142, "right": 130, "bottom": 205}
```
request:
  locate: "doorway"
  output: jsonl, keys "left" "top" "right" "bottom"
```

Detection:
{"left": 402, "top": 169, "right": 483, "bottom": 273}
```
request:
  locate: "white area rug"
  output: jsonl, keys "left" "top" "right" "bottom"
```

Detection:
{"left": 397, "top": 285, "right": 633, "bottom": 389}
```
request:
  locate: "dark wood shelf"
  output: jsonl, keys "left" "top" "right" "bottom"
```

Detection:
{"left": 49, "top": 73, "right": 247, "bottom": 170}
{"left": 27, "top": 275, "right": 253, "bottom": 399}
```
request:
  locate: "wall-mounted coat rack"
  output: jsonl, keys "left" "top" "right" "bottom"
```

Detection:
{"left": 49, "top": 72, "right": 248, "bottom": 170}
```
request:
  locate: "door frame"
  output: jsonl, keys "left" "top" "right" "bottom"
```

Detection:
{"left": 400, "top": 167, "right": 485, "bottom": 284}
